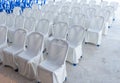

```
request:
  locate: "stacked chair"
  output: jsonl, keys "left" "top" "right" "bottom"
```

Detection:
{"left": 0, "top": 0, "right": 119, "bottom": 83}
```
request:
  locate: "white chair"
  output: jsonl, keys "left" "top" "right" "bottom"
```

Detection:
{"left": 71, "top": 6, "right": 81, "bottom": 15}
{"left": 80, "top": 0, "right": 87, "bottom": 5}
{"left": 13, "top": 7, "right": 21, "bottom": 16}
{"left": 110, "top": 2, "right": 119, "bottom": 21}
{"left": 32, "top": 4, "right": 39, "bottom": 10}
{"left": 22, "top": 8, "right": 32, "bottom": 18}
{"left": 69, "top": 14, "right": 85, "bottom": 28}
{"left": 35, "top": 19, "right": 50, "bottom": 53}
{"left": 46, "top": 22, "right": 68, "bottom": 54}
{"left": 31, "top": 9, "right": 42, "bottom": 24}
{"left": 42, "top": 11, "right": 55, "bottom": 25}
{"left": 85, "top": 16, "right": 104, "bottom": 46}
{"left": 6, "top": 14, "right": 15, "bottom": 43}
{"left": 81, "top": 4, "right": 89, "bottom": 16}
{"left": 100, "top": 9, "right": 110, "bottom": 35}
{"left": 101, "top": 1, "right": 108, "bottom": 8}
{"left": 0, "top": 26, "right": 8, "bottom": 63}
{"left": 110, "top": 2, "right": 119, "bottom": 11}
{"left": 8, "top": 15, "right": 25, "bottom": 43}
{"left": 37, "top": 39, "right": 68, "bottom": 83}
{"left": 24, "top": 17, "right": 36, "bottom": 35}
{"left": 52, "top": 22, "right": 68, "bottom": 40}
{"left": 86, "top": 8, "right": 96, "bottom": 19}
{"left": 0, "top": 12, "right": 6, "bottom": 26}
{"left": 89, "top": 0, "right": 96, "bottom": 7}
{"left": 60, "top": 6, "right": 70, "bottom": 14}
{"left": 54, "top": 12, "right": 69, "bottom": 25}
{"left": 66, "top": 25, "right": 86, "bottom": 65}
{"left": 3, "top": 29, "right": 27, "bottom": 69}
{"left": 105, "top": 6, "right": 114, "bottom": 28}
{"left": 15, "top": 32, "right": 44, "bottom": 79}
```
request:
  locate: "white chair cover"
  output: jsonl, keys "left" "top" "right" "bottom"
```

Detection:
{"left": 0, "top": 12, "right": 6, "bottom": 26}
{"left": 100, "top": 9, "right": 110, "bottom": 35}
{"left": 35, "top": 19, "right": 50, "bottom": 52}
{"left": 81, "top": 4, "right": 89, "bottom": 16}
{"left": 8, "top": 15, "right": 25, "bottom": 43}
{"left": 60, "top": 6, "right": 70, "bottom": 14}
{"left": 85, "top": 16, "right": 104, "bottom": 45}
{"left": 22, "top": 8, "right": 32, "bottom": 18}
{"left": 69, "top": 14, "right": 85, "bottom": 28}
{"left": 31, "top": 9, "right": 42, "bottom": 24}
{"left": 32, "top": 4, "right": 39, "bottom": 10}
{"left": 24, "top": 17, "right": 36, "bottom": 35}
{"left": 101, "top": 1, "right": 108, "bottom": 8}
{"left": 54, "top": 12, "right": 69, "bottom": 24}
{"left": 86, "top": 8, "right": 96, "bottom": 19}
{"left": 66, "top": 25, "right": 86, "bottom": 64}
{"left": 13, "top": 7, "right": 21, "bottom": 16}
{"left": 3, "top": 29, "right": 27, "bottom": 69}
{"left": 0, "top": 26, "right": 8, "bottom": 63}
{"left": 46, "top": 22, "right": 68, "bottom": 56}
{"left": 52, "top": 22, "right": 68, "bottom": 40}
{"left": 15, "top": 32, "right": 44, "bottom": 79}
{"left": 71, "top": 6, "right": 81, "bottom": 15}
{"left": 6, "top": 14, "right": 15, "bottom": 43}
{"left": 37, "top": 39, "right": 68, "bottom": 83}
{"left": 42, "top": 11, "right": 55, "bottom": 25}
{"left": 105, "top": 6, "right": 114, "bottom": 27}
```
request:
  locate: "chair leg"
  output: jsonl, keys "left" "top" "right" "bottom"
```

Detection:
{"left": 14, "top": 69, "right": 18, "bottom": 72}
{"left": 65, "top": 77, "right": 67, "bottom": 81}
{"left": 113, "top": 18, "right": 115, "bottom": 21}
{"left": 73, "top": 64, "right": 77, "bottom": 66}
{"left": 81, "top": 56, "right": 83, "bottom": 59}
{"left": 37, "top": 81, "right": 41, "bottom": 83}
{"left": 97, "top": 45, "right": 100, "bottom": 47}
{"left": 108, "top": 26, "right": 111, "bottom": 28}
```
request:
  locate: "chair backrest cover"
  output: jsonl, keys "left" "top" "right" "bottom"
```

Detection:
{"left": 60, "top": 6, "right": 70, "bottom": 14}
{"left": 81, "top": 4, "right": 89, "bottom": 15}
{"left": 24, "top": 17, "right": 36, "bottom": 32}
{"left": 13, "top": 29, "right": 27, "bottom": 48}
{"left": 6, "top": 14, "right": 15, "bottom": 28}
{"left": 22, "top": 8, "right": 32, "bottom": 18}
{"left": 15, "top": 15, "right": 25, "bottom": 29}
{"left": 89, "top": 16, "right": 104, "bottom": 31}
{"left": 52, "top": 22, "right": 68, "bottom": 40}
{"left": 87, "top": 8, "right": 96, "bottom": 19}
{"left": 32, "top": 4, "right": 39, "bottom": 10}
{"left": 27, "top": 32, "right": 44, "bottom": 55}
{"left": 54, "top": 12, "right": 69, "bottom": 24}
{"left": 110, "top": 2, "right": 119, "bottom": 11}
{"left": 105, "top": 6, "right": 114, "bottom": 17}
{"left": 67, "top": 25, "right": 85, "bottom": 46}
{"left": 35, "top": 19, "right": 49, "bottom": 36}
{"left": 71, "top": 6, "right": 81, "bottom": 15}
{"left": 47, "top": 39, "right": 68, "bottom": 66}
{"left": 31, "top": 9, "right": 41, "bottom": 21}
{"left": 101, "top": 1, "right": 108, "bottom": 8}
{"left": 13, "top": 7, "right": 21, "bottom": 16}
{"left": 0, "top": 12, "right": 6, "bottom": 26}
{"left": 100, "top": 9, "right": 110, "bottom": 22}
{"left": 43, "top": 11, "right": 54, "bottom": 24}
{"left": 0, "top": 26, "right": 7, "bottom": 44}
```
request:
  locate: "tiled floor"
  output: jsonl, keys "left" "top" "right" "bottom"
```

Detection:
{"left": 0, "top": 19, "right": 120, "bottom": 83}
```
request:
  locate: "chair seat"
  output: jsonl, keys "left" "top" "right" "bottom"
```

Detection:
{"left": 88, "top": 29, "right": 101, "bottom": 33}
{"left": 17, "top": 51, "right": 36, "bottom": 61}
{"left": 40, "top": 60, "right": 60, "bottom": 72}
{"left": 4, "top": 46, "right": 23, "bottom": 55}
